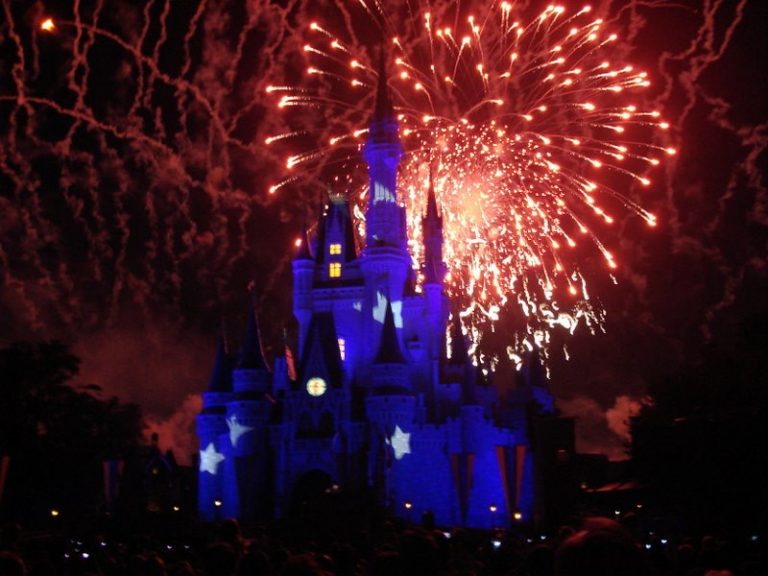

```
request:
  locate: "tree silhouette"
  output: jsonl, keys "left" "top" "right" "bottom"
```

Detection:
{"left": 631, "top": 337, "right": 767, "bottom": 535}
{"left": 0, "top": 341, "right": 144, "bottom": 526}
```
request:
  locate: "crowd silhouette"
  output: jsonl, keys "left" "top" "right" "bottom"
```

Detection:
{"left": 0, "top": 511, "right": 763, "bottom": 576}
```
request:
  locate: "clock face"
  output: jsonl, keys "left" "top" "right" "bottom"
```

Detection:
{"left": 306, "top": 377, "right": 327, "bottom": 397}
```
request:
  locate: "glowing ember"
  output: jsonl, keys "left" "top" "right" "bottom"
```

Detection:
{"left": 269, "top": 1, "right": 674, "bottom": 361}
{"left": 40, "top": 18, "right": 56, "bottom": 32}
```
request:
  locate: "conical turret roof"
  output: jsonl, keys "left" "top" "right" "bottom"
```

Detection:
{"left": 294, "top": 221, "right": 313, "bottom": 260}
{"left": 425, "top": 162, "right": 440, "bottom": 220}
{"left": 207, "top": 336, "right": 233, "bottom": 392}
{"left": 237, "top": 302, "right": 270, "bottom": 371}
{"left": 373, "top": 46, "right": 394, "bottom": 121}
{"left": 374, "top": 301, "right": 406, "bottom": 364}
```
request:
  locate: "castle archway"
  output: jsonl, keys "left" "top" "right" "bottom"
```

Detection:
{"left": 291, "top": 469, "right": 333, "bottom": 507}
{"left": 288, "top": 469, "right": 337, "bottom": 531}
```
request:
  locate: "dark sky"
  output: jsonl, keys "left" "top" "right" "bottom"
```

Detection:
{"left": 1, "top": 0, "right": 766, "bottom": 462}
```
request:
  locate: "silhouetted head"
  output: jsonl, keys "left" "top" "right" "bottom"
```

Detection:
{"left": 203, "top": 542, "right": 238, "bottom": 576}
{"left": 555, "top": 517, "right": 647, "bottom": 576}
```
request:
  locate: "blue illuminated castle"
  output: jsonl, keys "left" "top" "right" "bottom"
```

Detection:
{"left": 196, "top": 63, "right": 557, "bottom": 529}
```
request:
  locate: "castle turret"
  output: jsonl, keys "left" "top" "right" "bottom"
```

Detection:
{"left": 232, "top": 302, "right": 271, "bottom": 393}
{"left": 196, "top": 335, "right": 232, "bottom": 521}
{"left": 363, "top": 48, "right": 406, "bottom": 250}
{"left": 371, "top": 301, "right": 408, "bottom": 392}
{"left": 222, "top": 304, "right": 275, "bottom": 520}
{"left": 422, "top": 165, "right": 447, "bottom": 285}
{"left": 361, "top": 49, "right": 411, "bottom": 361}
{"left": 422, "top": 166, "right": 450, "bottom": 368}
{"left": 202, "top": 336, "right": 234, "bottom": 410}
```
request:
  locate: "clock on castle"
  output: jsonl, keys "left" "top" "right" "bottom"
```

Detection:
{"left": 195, "top": 55, "right": 560, "bottom": 529}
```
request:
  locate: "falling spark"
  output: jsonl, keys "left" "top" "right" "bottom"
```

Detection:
{"left": 40, "top": 18, "right": 56, "bottom": 32}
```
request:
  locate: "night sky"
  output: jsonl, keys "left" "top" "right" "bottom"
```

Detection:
{"left": 1, "top": 0, "right": 766, "bottom": 463}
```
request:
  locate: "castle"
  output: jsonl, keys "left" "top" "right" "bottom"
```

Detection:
{"left": 196, "top": 62, "right": 556, "bottom": 529}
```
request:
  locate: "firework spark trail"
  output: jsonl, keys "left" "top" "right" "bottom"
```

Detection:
{"left": 146, "top": 0, "right": 172, "bottom": 112}
{"left": 0, "top": 0, "right": 762, "bottom": 371}
{"left": 1, "top": 0, "right": 63, "bottom": 329}
{"left": 648, "top": 0, "right": 767, "bottom": 341}
{"left": 268, "top": 0, "right": 681, "bottom": 359}
{"left": 0, "top": 0, "right": 314, "bottom": 336}
{"left": 655, "top": 0, "right": 745, "bottom": 236}
{"left": 64, "top": 0, "right": 114, "bottom": 292}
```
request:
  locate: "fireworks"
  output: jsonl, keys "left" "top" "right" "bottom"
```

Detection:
{"left": 268, "top": 1, "right": 676, "bottom": 361}
{"left": 0, "top": 2, "right": 298, "bottom": 334}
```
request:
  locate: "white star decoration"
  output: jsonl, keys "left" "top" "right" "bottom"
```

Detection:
{"left": 373, "top": 292, "right": 403, "bottom": 328}
{"left": 199, "top": 442, "right": 225, "bottom": 475}
{"left": 387, "top": 425, "right": 411, "bottom": 460}
{"left": 227, "top": 415, "right": 254, "bottom": 447}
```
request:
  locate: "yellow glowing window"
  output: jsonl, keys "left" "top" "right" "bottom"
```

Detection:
{"left": 329, "top": 262, "right": 342, "bottom": 278}
{"left": 338, "top": 338, "right": 346, "bottom": 360}
{"left": 329, "top": 243, "right": 342, "bottom": 255}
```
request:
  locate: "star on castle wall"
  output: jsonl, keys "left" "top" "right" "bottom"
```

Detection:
{"left": 387, "top": 424, "right": 411, "bottom": 460}
{"left": 227, "top": 415, "right": 254, "bottom": 447}
{"left": 199, "top": 442, "right": 225, "bottom": 475}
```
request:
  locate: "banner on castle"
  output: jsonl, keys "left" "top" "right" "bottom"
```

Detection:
{"left": 515, "top": 444, "right": 527, "bottom": 509}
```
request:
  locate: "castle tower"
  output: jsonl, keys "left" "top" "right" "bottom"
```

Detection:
{"left": 225, "top": 304, "right": 274, "bottom": 520}
{"left": 422, "top": 166, "right": 450, "bottom": 382}
{"left": 363, "top": 49, "right": 406, "bottom": 250}
{"left": 361, "top": 49, "right": 411, "bottom": 362}
{"left": 232, "top": 301, "right": 271, "bottom": 393}
{"left": 196, "top": 336, "right": 232, "bottom": 521}
{"left": 422, "top": 165, "right": 447, "bottom": 285}
{"left": 366, "top": 302, "right": 416, "bottom": 502}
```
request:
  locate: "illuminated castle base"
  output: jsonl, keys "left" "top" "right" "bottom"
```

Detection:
{"left": 196, "top": 61, "right": 555, "bottom": 529}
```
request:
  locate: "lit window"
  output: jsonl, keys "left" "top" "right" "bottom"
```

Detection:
{"left": 329, "top": 243, "right": 342, "bottom": 255}
{"left": 374, "top": 182, "right": 395, "bottom": 203}
{"left": 329, "top": 262, "right": 342, "bottom": 278}
{"left": 338, "top": 337, "right": 346, "bottom": 360}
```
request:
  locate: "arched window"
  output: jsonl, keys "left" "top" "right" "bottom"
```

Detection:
{"left": 297, "top": 412, "right": 314, "bottom": 438}
{"left": 318, "top": 411, "right": 335, "bottom": 437}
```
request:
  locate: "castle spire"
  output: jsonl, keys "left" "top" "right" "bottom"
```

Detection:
{"left": 363, "top": 44, "right": 405, "bottom": 249}
{"left": 237, "top": 293, "right": 270, "bottom": 371}
{"left": 294, "top": 218, "right": 313, "bottom": 261}
{"left": 422, "top": 160, "right": 446, "bottom": 284}
{"left": 425, "top": 160, "right": 439, "bottom": 220}
{"left": 207, "top": 334, "right": 233, "bottom": 393}
{"left": 367, "top": 45, "right": 400, "bottom": 148}
{"left": 374, "top": 45, "right": 394, "bottom": 122}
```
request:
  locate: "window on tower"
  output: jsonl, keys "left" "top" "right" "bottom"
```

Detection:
{"left": 329, "top": 262, "right": 342, "bottom": 278}
{"left": 374, "top": 182, "right": 395, "bottom": 204}
{"left": 329, "top": 243, "right": 342, "bottom": 255}
{"left": 338, "top": 337, "right": 346, "bottom": 360}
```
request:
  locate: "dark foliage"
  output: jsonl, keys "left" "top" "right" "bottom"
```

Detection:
{"left": 631, "top": 338, "right": 768, "bottom": 534}
{"left": 0, "top": 341, "right": 144, "bottom": 527}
